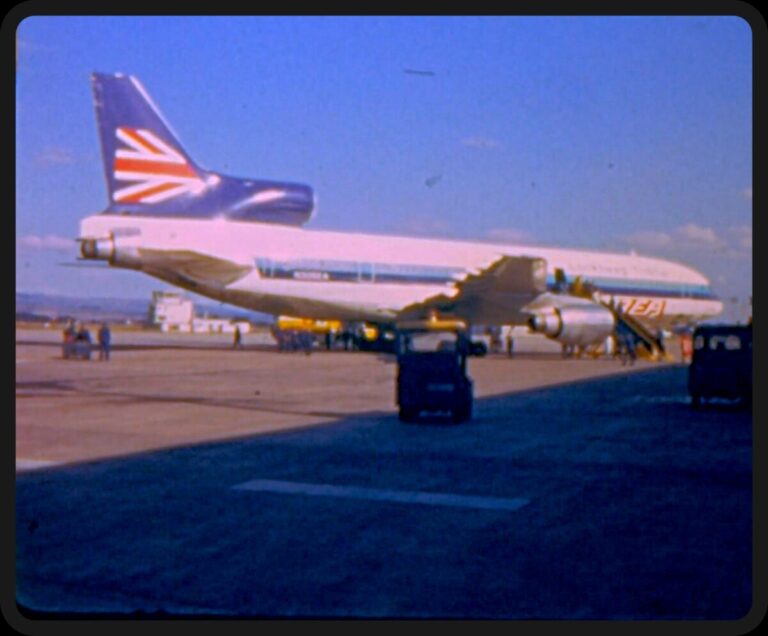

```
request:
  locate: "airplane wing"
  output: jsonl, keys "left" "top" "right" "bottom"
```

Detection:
{"left": 397, "top": 255, "right": 550, "bottom": 324}
{"left": 136, "top": 248, "right": 252, "bottom": 288}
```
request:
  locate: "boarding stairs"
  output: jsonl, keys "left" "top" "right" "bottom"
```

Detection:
{"left": 611, "top": 309, "right": 668, "bottom": 361}
{"left": 554, "top": 268, "right": 669, "bottom": 361}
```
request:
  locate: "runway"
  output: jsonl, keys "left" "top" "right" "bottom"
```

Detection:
{"left": 14, "top": 328, "right": 752, "bottom": 619}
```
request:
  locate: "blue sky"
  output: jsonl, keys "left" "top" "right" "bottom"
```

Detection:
{"left": 15, "top": 16, "right": 752, "bottom": 320}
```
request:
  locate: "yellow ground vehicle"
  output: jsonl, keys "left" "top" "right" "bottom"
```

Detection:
{"left": 275, "top": 316, "right": 342, "bottom": 334}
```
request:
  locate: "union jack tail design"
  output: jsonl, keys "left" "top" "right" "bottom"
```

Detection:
{"left": 92, "top": 72, "right": 315, "bottom": 224}
{"left": 112, "top": 127, "right": 205, "bottom": 204}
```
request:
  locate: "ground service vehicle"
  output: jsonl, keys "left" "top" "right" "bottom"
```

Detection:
{"left": 63, "top": 338, "right": 92, "bottom": 360}
{"left": 688, "top": 324, "right": 752, "bottom": 408}
{"left": 396, "top": 319, "right": 474, "bottom": 423}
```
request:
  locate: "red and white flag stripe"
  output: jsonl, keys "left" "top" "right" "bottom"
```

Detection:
{"left": 112, "top": 127, "right": 205, "bottom": 204}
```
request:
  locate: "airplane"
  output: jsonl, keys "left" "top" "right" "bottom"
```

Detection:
{"left": 78, "top": 73, "right": 723, "bottom": 351}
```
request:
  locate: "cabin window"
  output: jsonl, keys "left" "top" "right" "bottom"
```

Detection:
{"left": 708, "top": 335, "right": 742, "bottom": 351}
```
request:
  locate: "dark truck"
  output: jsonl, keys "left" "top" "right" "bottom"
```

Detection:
{"left": 688, "top": 324, "right": 752, "bottom": 408}
{"left": 395, "top": 320, "right": 474, "bottom": 423}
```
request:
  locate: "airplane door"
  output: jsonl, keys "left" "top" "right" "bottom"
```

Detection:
{"left": 360, "top": 262, "right": 374, "bottom": 283}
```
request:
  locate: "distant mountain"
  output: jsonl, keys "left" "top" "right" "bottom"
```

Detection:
{"left": 16, "top": 292, "right": 274, "bottom": 324}
{"left": 16, "top": 292, "right": 149, "bottom": 322}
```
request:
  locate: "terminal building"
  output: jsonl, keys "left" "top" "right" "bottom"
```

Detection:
{"left": 148, "top": 291, "right": 251, "bottom": 335}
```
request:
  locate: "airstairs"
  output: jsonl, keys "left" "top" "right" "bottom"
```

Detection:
{"left": 554, "top": 268, "right": 669, "bottom": 361}
{"left": 612, "top": 309, "right": 669, "bottom": 361}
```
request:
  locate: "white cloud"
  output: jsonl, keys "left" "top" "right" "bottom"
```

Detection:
{"left": 621, "top": 223, "right": 753, "bottom": 263}
{"left": 742, "top": 187, "right": 752, "bottom": 201}
{"left": 18, "top": 234, "right": 75, "bottom": 252}
{"left": 16, "top": 38, "right": 58, "bottom": 54}
{"left": 484, "top": 227, "right": 535, "bottom": 244}
{"left": 622, "top": 230, "right": 673, "bottom": 250}
{"left": 728, "top": 225, "right": 752, "bottom": 251}
{"left": 397, "top": 214, "right": 454, "bottom": 238}
{"left": 35, "top": 146, "right": 75, "bottom": 166}
{"left": 674, "top": 223, "right": 721, "bottom": 246}
{"left": 461, "top": 136, "right": 501, "bottom": 150}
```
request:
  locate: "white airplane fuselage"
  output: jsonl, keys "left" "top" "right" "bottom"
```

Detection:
{"left": 80, "top": 213, "right": 723, "bottom": 328}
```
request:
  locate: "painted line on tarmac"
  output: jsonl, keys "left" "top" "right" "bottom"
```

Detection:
{"left": 16, "top": 458, "right": 60, "bottom": 472}
{"left": 233, "top": 479, "right": 530, "bottom": 512}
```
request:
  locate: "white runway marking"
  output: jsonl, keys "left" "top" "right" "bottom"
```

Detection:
{"left": 16, "top": 459, "right": 59, "bottom": 472}
{"left": 233, "top": 479, "right": 530, "bottom": 511}
{"left": 624, "top": 395, "right": 691, "bottom": 406}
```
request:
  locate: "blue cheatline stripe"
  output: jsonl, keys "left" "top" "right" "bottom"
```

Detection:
{"left": 546, "top": 282, "right": 716, "bottom": 300}
{"left": 233, "top": 479, "right": 530, "bottom": 512}
{"left": 254, "top": 256, "right": 716, "bottom": 299}
{"left": 547, "top": 274, "right": 717, "bottom": 300}
{"left": 601, "top": 287, "right": 715, "bottom": 300}
{"left": 255, "top": 257, "right": 464, "bottom": 286}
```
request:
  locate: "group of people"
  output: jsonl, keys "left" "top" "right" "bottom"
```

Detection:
{"left": 270, "top": 327, "right": 315, "bottom": 354}
{"left": 62, "top": 320, "right": 111, "bottom": 361}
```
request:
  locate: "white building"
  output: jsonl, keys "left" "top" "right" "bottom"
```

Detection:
{"left": 149, "top": 292, "right": 194, "bottom": 333}
{"left": 149, "top": 291, "right": 252, "bottom": 335}
{"left": 192, "top": 317, "right": 251, "bottom": 334}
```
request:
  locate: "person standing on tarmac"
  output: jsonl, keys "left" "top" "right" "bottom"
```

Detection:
{"left": 62, "top": 320, "right": 76, "bottom": 359}
{"left": 98, "top": 323, "right": 111, "bottom": 361}
{"left": 618, "top": 331, "right": 637, "bottom": 366}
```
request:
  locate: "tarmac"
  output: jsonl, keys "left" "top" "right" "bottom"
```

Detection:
{"left": 13, "top": 327, "right": 753, "bottom": 620}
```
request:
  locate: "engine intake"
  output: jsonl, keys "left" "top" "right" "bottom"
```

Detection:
{"left": 80, "top": 237, "right": 114, "bottom": 260}
{"left": 528, "top": 305, "right": 615, "bottom": 347}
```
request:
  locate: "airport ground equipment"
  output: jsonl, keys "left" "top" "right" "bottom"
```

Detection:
{"left": 688, "top": 324, "right": 752, "bottom": 408}
{"left": 613, "top": 311, "right": 668, "bottom": 360}
{"left": 355, "top": 323, "right": 398, "bottom": 353}
{"left": 272, "top": 315, "right": 343, "bottom": 351}
{"left": 275, "top": 315, "right": 343, "bottom": 334}
{"left": 395, "top": 318, "right": 474, "bottom": 423}
{"left": 62, "top": 338, "right": 92, "bottom": 360}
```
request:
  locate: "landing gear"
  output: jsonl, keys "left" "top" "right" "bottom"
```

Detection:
{"left": 561, "top": 344, "right": 583, "bottom": 358}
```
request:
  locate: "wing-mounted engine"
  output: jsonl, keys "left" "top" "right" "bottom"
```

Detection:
{"left": 524, "top": 268, "right": 615, "bottom": 348}
{"left": 525, "top": 267, "right": 668, "bottom": 358}
{"left": 527, "top": 304, "right": 616, "bottom": 348}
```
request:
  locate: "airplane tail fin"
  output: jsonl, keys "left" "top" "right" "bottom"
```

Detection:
{"left": 91, "top": 72, "right": 314, "bottom": 225}
{"left": 92, "top": 72, "right": 208, "bottom": 207}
